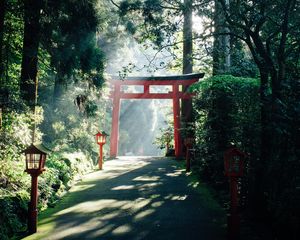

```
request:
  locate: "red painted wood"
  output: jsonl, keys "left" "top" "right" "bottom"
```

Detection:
{"left": 109, "top": 79, "right": 198, "bottom": 86}
{"left": 144, "top": 85, "right": 150, "bottom": 94}
{"left": 113, "top": 92, "right": 195, "bottom": 99}
{"left": 99, "top": 145, "right": 103, "bottom": 170}
{"left": 28, "top": 174, "right": 38, "bottom": 233}
{"left": 110, "top": 84, "right": 120, "bottom": 157}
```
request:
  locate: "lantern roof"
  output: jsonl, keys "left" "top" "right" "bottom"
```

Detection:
{"left": 95, "top": 131, "right": 109, "bottom": 136}
{"left": 23, "top": 143, "right": 51, "bottom": 154}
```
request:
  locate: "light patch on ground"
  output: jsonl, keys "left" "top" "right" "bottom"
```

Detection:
{"left": 89, "top": 224, "right": 115, "bottom": 237}
{"left": 164, "top": 194, "right": 188, "bottom": 201}
{"left": 99, "top": 211, "right": 122, "bottom": 220}
{"left": 112, "top": 185, "right": 136, "bottom": 190}
{"left": 139, "top": 182, "right": 162, "bottom": 190}
{"left": 134, "top": 209, "right": 155, "bottom": 220}
{"left": 132, "top": 198, "right": 151, "bottom": 210}
{"left": 166, "top": 170, "right": 184, "bottom": 177}
{"left": 133, "top": 175, "right": 161, "bottom": 181}
{"left": 151, "top": 201, "right": 164, "bottom": 208}
{"left": 54, "top": 199, "right": 127, "bottom": 216}
{"left": 188, "top": 181, "right": 199, "bottom": 188}
{"left": 171, "top": 195, "right": 188, "bottom": 201}
{"left": 158, "top": 167, "right": 166, "bottom": 171}
{"left": 50, "top": 218, "right": 104, "bottom": 239}
{"left": 150, "top": 194, "right": 160, "bottom": 199}
{"left": 112, "top": 224, "right": 132, "bottom": 235}
{"left": 69, "top": 184, "right": 95, "bottom": 192}
{"left": 121, "top": 202, "right": 135, "bottom": 210}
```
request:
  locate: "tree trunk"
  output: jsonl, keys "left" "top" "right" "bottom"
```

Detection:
{"left": 20, "top": 0, "right": 42, "bottom": 107}
{"left": 0, "top": 0, "right": 6, "bottom": 78}
{"left": 182, "top": 0, "right": 193, "bottom": 155}
{"left": 252, "top": 67, "right": 271, "bottom": 216}
{"left": 182, "top": 0, "right": 193, "bottom": 75}
{"left": 53, "top": 71, "right": 66, "bottom": 109}
{"left": 213, "top": 0, "right": 230, "bottom": 75}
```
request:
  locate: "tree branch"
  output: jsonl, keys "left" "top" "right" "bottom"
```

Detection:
{"left": 110, "top": 0, "right": 120, "bottom": 9}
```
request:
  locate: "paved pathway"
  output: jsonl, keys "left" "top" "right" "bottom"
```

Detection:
{"left": 25, "top": 157, "right": 225, "bottom": 240}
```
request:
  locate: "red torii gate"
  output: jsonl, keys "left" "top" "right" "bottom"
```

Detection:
{"left": 108, "top": 73, "right": 204, "bottom": 158}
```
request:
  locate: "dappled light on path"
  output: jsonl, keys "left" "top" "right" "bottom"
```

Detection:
{"left": 24, "top": 157, "right": 225, "bottom": 240}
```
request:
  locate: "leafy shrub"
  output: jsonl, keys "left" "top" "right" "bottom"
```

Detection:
{"left": 191, "top": 75, "right": 260, "bottom": 189}
{"left": 0, "top": 191, "right": 29, "bottom": 239}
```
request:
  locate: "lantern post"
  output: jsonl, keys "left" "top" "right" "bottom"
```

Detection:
{"left": 95, "top": 131, "right": 107, "bottom": 170}
{"left": 224, "top": 147, "right": 246, "bottom": 240}
{"left": 184, "top": 137, "right": 194, "bottom": 172}
{"left": 24, "top": 144, "right": 48, "bottom": 234}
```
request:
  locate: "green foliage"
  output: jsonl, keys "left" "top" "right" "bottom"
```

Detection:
{"left": 0, "top": 191, "right": 29, "bottom": 239}
{"left": 260, "top": 79, "right": 300, "bottom": 238}
{"left": 119, "top": 0, "right": 180, "bottom": 47}
{"left": 40, "top": 0, "right": 105, "bottom": 88}
{"left": 39, "top": 83, "right": 109, "bottom": 159}
{"left": 0, "top": 111, "right": 31, "bottom": 239}
{"left": 1, "top": 0, "right": 24, "bottom": 90}
{"left": 0, "top": 87, "right": 105, "bottom": 238}
{"left": 0, "top": 0, "right": 108, "bottom": 239}
{"left": 38, "top": 151, "right": 94, "bottom": 210}
{"left": 153, "top": 126, "right": 173, "bottom": 151}
{"left": 191, "top": 74, "right": 260, "bottom": 186}
{"left": 229, "top": 39, "right": 259, "bottom": 78}
{"left": 192, "top": 74, "right": 300, "bottom": 239}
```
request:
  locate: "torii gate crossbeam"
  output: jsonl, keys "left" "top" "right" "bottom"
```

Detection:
{"left": 108, "top": 73, "right": 204, "bottom": 158}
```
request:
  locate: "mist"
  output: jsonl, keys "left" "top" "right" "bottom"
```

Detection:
{"left": 102, "top": 35, "right": 176, "bottom": 156}
{"left": 118, "top": 99, "right": 172, "bottom": 156}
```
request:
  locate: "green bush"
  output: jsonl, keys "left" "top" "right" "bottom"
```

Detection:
{"left": 191, "top": 75, "right": 260, "bottom": 188}
{"left": 0, "top": 191, "right": 29, "bottom": 239}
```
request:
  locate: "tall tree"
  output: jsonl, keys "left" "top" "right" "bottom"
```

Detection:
{"left": 182, "top": 0, "right": 194, "bottom": 145}
{"left": 183, "top": 0, "right": 193, "bottom": 74}
{"left": 216, "top": 0, "right": 299, "bottom": 212}
{"left": 213, "top": 0, "right": 230, "bottom": 75}
{"left": 41, "top": 0, "right": 104, "bottom": 107}
{"left": 20, "top": 0, "right": 42, "bottom": 107}
{"left": 0, "top": 0, "right": 6, "bottom": 78}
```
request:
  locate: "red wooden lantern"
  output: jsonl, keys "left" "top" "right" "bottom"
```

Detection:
{"left": 96, "top": 131, "right": 107, "bottom": 145}
{"left": 224, "top": 147, "right": 246, "bottom": 177}
{"left": 95, "top": 131, "right": 108, "bottom": 170}
{"left": 23, "top": 144, "right": 48, "bottom": 234}
{"left": 24, "top": 144, "right": 47, "bottom": 175}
